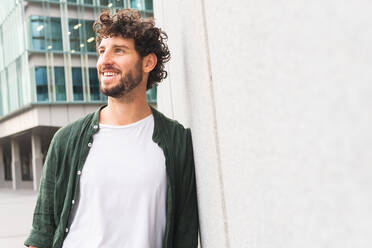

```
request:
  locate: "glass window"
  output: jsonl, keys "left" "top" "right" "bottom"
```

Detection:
{"left": 48, "top": 18, "right": 63, "bottom": 51}
{"left": 30, "top": 16, "right": 62, "bottom": 51}
{"left": 114, "top": 0, "right": 125, "bottom": 8}
{"left": 84, "top": 0, "right": 93, "bottom": 4}
{"left": 84, "top": 20, "right": 96, "bottom": 52}
{"left": 69, "top": 19, "right": 81, "bottom": 53}
{"left": 99, "top": 0, "right": 128, "bottom": 8}
{"left": 145, "top": 0, "right": 153, "bottom": 10}
{"left": 35, "top": 67, "right": 49, "bottom": 102}
{"left": 21, "top": 155, "right": 32, "bottom": 181}
{"left": 54, "top": 67, "right": 66, "bottom": 101}
{"left": 4, "top": 157, "right": 12, "bottom": 180}
{"left": 131, "top": 0, "right": 144, "bottom": 10}
{"left": 89, "top": 68, "right": 102, "bottom": 101}
{"left": 72, "top": 67, "right": 84, "bottom": 101}
{"left": 20, "top": 139, "right": 32, "bottom": 181}
{"left": 30, "top": 16, "right": 46, "bottom": 50}
{"left": 68, "top": 18, "right": 96, "bottom": 53}
{"left": 67, "top": 0, "right": 77, "bottom": 2}
{"left": 100, "top": 0, "right": 109, "bottom": 6}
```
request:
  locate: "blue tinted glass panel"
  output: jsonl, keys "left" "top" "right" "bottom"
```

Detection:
{"left": 89, "top": 68, "right": 101, "bottom": 101}
{"left": 35, "top": 67, "right": 48, "bottom": 102}
{"left": 115, "top": 0, "right": 125, "bottom": 8}
{"left": 48, "top": 18, "right": 63, "bottom": 50}
{"left": 30, "top": 16, "right": 46, "bottom": 50}
{"left": 131, "top": 0, "right": 144, "bottom": 10}
{"left": 67, "top": 0, "right": 77, "bottom": 2}
{"left": 69, "top": 19, "right": 81, "bottom": 52}
{"left": 54, "top": 67, "right": 66, "bottom": 101}
{"left": 30, "top": 16, "right": 62, "bottom": 51}
{"left": 100, "top": 0, "right": 109, "bottom": 6}
{"left": 84, "top": 0, "right": 93, "bottom": 4}
{"left": 69, "top": 19, "right": 96, "bottom": 53}
{"left": 85, "top": 20, "right": 96, "bottom": 52}
{"left": 145, "top": 0, "right": 153, "bottom": 10}
{"left": 72, "top": 67, "right": 84, "bottom": 101}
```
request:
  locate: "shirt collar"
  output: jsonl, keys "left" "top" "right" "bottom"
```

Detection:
{"left": 90, "top": 104, "right": 162, "bottom": 143}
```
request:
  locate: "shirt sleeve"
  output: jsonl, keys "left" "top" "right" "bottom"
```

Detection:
{"left": 173, "top": 128, "right": 199, "bottom": 248}
{"left": 24, "top": 136, "right": 59, "bottom": 248}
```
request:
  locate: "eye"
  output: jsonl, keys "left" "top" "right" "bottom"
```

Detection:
{"left": 98, "top": 49, "right": 105, "bottom": 55}
{"left": 115, "top": 48, "right": 125, "bottom": 54}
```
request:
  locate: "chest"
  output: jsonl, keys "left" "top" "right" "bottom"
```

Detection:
{"left": 80, "top": 125, "right": 167, "bottom": 192}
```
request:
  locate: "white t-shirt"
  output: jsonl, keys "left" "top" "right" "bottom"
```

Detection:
{"left": 62, "top": 114, "right": 167, "bottom": 248}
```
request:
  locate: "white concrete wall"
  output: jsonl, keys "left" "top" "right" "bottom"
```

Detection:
{"left": 154, "top": 1, "right": 372, "bottom": 247}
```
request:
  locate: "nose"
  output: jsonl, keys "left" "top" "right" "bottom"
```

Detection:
{"left": 97, "top": 50, "right": 114, "bottom": 69}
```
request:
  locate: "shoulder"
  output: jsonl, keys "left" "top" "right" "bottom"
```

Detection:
{"left": 152, "top": 109, "right": 196, "bottom": 192}
{"left": 152, "top": 107, "right": 191, "bottom": 143}
{"left": 152, "top": 108, "right": 193, "bottom": 168}
{"left": 51, "top": 111, "right": 96, "bottom": 147}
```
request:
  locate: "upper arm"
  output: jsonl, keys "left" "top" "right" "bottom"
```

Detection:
{"left": 173, "top": 128, "right": 199, "bottom": 247}
{"left": 24, "top": 134, "right": 60, "bottom": 247}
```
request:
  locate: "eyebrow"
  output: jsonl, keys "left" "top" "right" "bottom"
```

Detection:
{"left": 98, "top": 44, "right": 130, "bottom": 50}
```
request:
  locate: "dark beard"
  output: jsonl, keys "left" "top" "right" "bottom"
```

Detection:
{"left": 100, "top": 60, "right": 143, "bottom": 98}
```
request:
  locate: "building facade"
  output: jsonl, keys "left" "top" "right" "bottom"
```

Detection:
{"left": 0, "top": 0, "right": 155, "bottom": 191}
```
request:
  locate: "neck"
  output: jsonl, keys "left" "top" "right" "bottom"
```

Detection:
{"left": 99, "top": 90, "right": 152, "bottom": 126}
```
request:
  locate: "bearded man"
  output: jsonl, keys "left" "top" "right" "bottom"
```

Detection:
{"left": 25, "top": 9, "right": 199, "bottom": 248}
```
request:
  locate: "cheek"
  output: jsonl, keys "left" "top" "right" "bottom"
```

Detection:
{"left": 96, "top": 55, "right": 107, "bottom": 69}
{"left": 96, "top": 60, "right": 102, "bottom": 71}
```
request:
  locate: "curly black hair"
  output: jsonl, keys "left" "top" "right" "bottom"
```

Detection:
{"left": 93, "top": 9, "right": 170, "bottom": 90}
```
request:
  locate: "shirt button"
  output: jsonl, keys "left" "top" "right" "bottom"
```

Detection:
{"left": 72, "top": 200, "right": 75, "bottom": 205}
{"left": 88, "top": 142, "right": 92, "bottom": 147}
{"left": 77, "top": 170, "right": 81, "bottom": 175}
{"left": 93, "top": 125, "right": 98, "bottom": 129}
{"left": 65, "top": 228, "right": 69, "bottom": 233}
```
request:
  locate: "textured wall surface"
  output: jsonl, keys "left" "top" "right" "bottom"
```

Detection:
{"left": 155, "top": 1, "right": 372, "bottom": 247}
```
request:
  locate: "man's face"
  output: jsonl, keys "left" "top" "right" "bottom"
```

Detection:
{"left": 97, "top": 36, "right": 143, "bottom": 98}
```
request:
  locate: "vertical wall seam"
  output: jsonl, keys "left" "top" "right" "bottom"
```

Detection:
{"left": 163, "top": 0, "right": 174, "bottom": 118}
{"left": 155, "top": 0, "right": 174, "bottom": 117}
{"left": 199, "top": 0, "right": 231, "bottom": 247}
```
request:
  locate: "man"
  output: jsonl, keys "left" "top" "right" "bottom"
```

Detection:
{"left": 25, "top": 9, "right": 198, "bottom": 248}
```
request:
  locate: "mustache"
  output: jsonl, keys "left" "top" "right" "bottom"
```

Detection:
{"left": 99, "top": 65, "right": 121, "bottom": 72}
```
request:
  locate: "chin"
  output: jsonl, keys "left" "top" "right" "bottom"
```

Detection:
{"left": 101, "top": 81, "right": 119, "bottom": 90}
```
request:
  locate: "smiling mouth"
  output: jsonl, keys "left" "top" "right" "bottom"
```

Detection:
{"left": 102, "top": 71, "right": 119, "bottom": 76}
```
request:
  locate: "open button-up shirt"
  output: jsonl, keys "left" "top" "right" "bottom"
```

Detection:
{"left": 25, "top": 105, "right": 199, "bottom": 248}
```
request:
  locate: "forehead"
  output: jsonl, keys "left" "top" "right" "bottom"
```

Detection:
{"left": 98, "top": 36, "right": 135, "bottom": 48}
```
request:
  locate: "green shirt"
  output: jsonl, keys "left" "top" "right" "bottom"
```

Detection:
{"left": 25, "top": 106, "right": 199, "bottom": 248}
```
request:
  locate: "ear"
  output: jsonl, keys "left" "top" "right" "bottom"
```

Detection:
{"left": 143, "top": 53, "right": 157, "bottom": 73}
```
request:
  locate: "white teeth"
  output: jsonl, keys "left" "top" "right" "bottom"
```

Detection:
{"left": 103, "top": 72, "right": 116, "bottom": 76}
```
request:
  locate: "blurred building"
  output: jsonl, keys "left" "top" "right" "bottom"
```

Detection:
{"left": 0, "top": 0, "right": 155, "bottom": 191}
